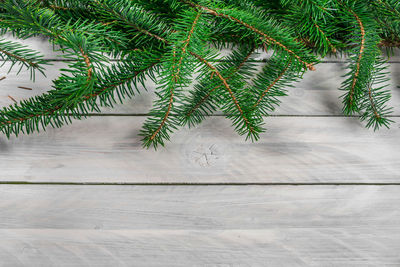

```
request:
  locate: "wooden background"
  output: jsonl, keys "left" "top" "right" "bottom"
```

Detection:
{"left": 0, "top": 35, "right": 400, "bottom": 266}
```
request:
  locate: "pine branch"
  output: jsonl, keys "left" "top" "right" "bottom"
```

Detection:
{"left": 0, "top": 38, "right": 49, "bottom": 80}
{"left": 179, "top": 45, "right": 256, "bottom": 128}
{"left": 140, "top": 9, "right": 207, "bottom": 148}
{"left": 0, "top": 0, "right": 156, "bottom": 136}
{"left": 282, "top": 0, "right": 338, "bottom": 55}
{"left": 182, "top": 0, "right": 318, "bottom": 71}
{"left": 0, "top": 1, "right": 127, "bottom": 55}
{"left": 0, "top": 0, "right": 399, "bottom": 148}
{"left": 348, "top": 9, "right": 365, "bottom": 109}
{"left": 252, "top": 57, "right": 292, "bottom": 111}
{"left": 338, "top": 0, "right": 393, "bottom": 129}
{"left": 190, "top": 50, "right": 264, "bottom": 141}
{"left": 371, "top": 0, "right": 400, "bottom": 19}
{"left": 0, "top": 55, "right": 160, "bottom": 136}
{"left": 89, "top": 0, "right": 171, "bottom": 48}
{"left": 247, "top": 53, "right": 302, "bottom": 122}
{"left": 359, "top": 58, "right": 393, "bottom": 130}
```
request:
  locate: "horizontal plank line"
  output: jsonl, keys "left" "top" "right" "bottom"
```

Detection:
{"left": 1, "top": 181, "right": 400, "bottom": 186}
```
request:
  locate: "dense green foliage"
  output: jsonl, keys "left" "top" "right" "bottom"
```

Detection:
{"left": 0, "top": 0, "right": 399, "bottom": 148}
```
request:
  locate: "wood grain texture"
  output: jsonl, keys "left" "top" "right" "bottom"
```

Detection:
{"left": 0, "top": 185, "right": 399, "bottom": 266}
{"left": 3, "top": 229, "right": 399, "bottom": 267}
{"left": 1, "top": 36, "right": 400, "bottom": 267}
{"left": 0, "top": 116, "right": 399, "bottom": 183}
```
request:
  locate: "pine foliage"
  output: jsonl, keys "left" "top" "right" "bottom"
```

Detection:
{"left": 0, "top": 38, "right": 49, "bottom": 80}
{"left": 0, "top": 0, "right": 399, "bottom": 148}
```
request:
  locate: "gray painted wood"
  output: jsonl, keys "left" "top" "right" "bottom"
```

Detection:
{"left": 2, "top": 35, "right": 400, "bottom": 267}
{"left": 1, "top": 184, "right": 398, "bottom": 229}
{"left": 3, "top": 229, "right": 399, "bottom": 266}
{"left": 2, "top": 61, "right": 400, "bottom": 115}
{"left": 0, "top": 185, "right": 399, "bottom": 266}
{"left": 0, "top": 116, "right": 399, "bottom": 183}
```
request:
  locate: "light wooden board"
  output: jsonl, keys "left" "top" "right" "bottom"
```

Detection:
{"left": 4, "top": 229, "right": 399, "bottom": 267}
{"left": 2, "top": 35, "right": 400, "bottom": 267}
{"left": 2, "top": 61, "right": 400, "bottom": 115}
{"left": 0, "top": 185, "right": 399, "bottom": 266}
{"left": 0, "top": 116, "right": 399, "bottom": 183}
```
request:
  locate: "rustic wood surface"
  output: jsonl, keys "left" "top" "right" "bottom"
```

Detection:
{"left": 0, "top": 36, "right": 399, "bottom": 266}
{"left": 0, "top": 116, "right": 399, "bottom": 183}
{"left": 1, "top": 185, "right": 400, "bottom": 266}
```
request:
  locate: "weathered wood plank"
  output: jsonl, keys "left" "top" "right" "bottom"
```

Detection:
{"left": 0, "top": 116, "right": 399, "bottom": 183}
{"left": 0, "top": 185, "right": 399, "bottom": 266}
{"left": 2, "top": 61, "right": 400, "bottom": 115}
{"left": 1, "top": 228, "right": 399, "bottom": 267}
{"left": 1, "top": 184, "right": 398, "bottom": 229}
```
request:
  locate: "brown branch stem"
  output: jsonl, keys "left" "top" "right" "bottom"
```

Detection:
{"left": 189, "top": 51, "right": 255, "bottom": 134}
{"left": 348, "top": 8, "right": 365, "bottom": 107}
{"left": 0, "top": 62, "right": 159, "bottom": 127}
{"left": 0, "top": 48, "right": 39, "bottom": 68}
{"left": 150, "top": 12, "right": 201, "bottom": 141}
{"left": 254, "top": 59, "right": 292, "bottom": 108}
{"left": 183, "top": 0, "right": 315, "bottom": 71}
{"left": 368, "top": 87, "right": 381, "bottom": 119}
{"left": 185, "top": 47, "right": 254, "bottom": 118}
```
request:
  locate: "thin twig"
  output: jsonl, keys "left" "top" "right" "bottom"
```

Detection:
{"left": 18, "top": 86, "right": 33, "bottom": 90}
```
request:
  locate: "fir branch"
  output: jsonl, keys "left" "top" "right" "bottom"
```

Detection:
{"left": 189, "top": 50, "right": 263, "bottom": 141}
{"left": 359, "top": 58, "right": 393, "bottom": 130}
{"left": 0, "top": 46, "right": 38, "bottom": 68}
{"left": 313, "top": 20, "right": 337, "bottom": 53}
{"left": 254, "top": 59, "right": 292, "bottom": 108}
{"left": 184, "top": 46, "right": 254, "bottom": 119}
{"left": 0, "top": 57, "right": 160, "bottom": 136}
{"left": 182, "top": 0, "right": 317, "bottom": 71}
{"left": 90, "top": 0, "right": 170, "bottom": 48}
{"left": 248, "top": 53, "right": 300, "bottom": 117}
{"left": 338, "top": 0, "right": 393, "bottom": 129}
{"left": 140, "top": 9, "right": 207, "bottom": 148}
{"left": 372, "top": 0, "right": 400, "bottom": 18}
{"left": 0, "top": 38, "right": 49, "bottom": 80}
{"left": 178, "top": 45, "right": 256, "bottom": 133}
{"left": 0, "top": 0, "right": 398, "bottom": 148}
{"left": 347, "top": 8, "right": 365, "bottom": 109}
{"left": 189, "top": 51, "right": 249, "bottom": 124}
{"left": 152, "top": 13, "right": 200, "bottom": 139}
{"left": 281, "top": 0, "right": 338, "bottom": 55}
